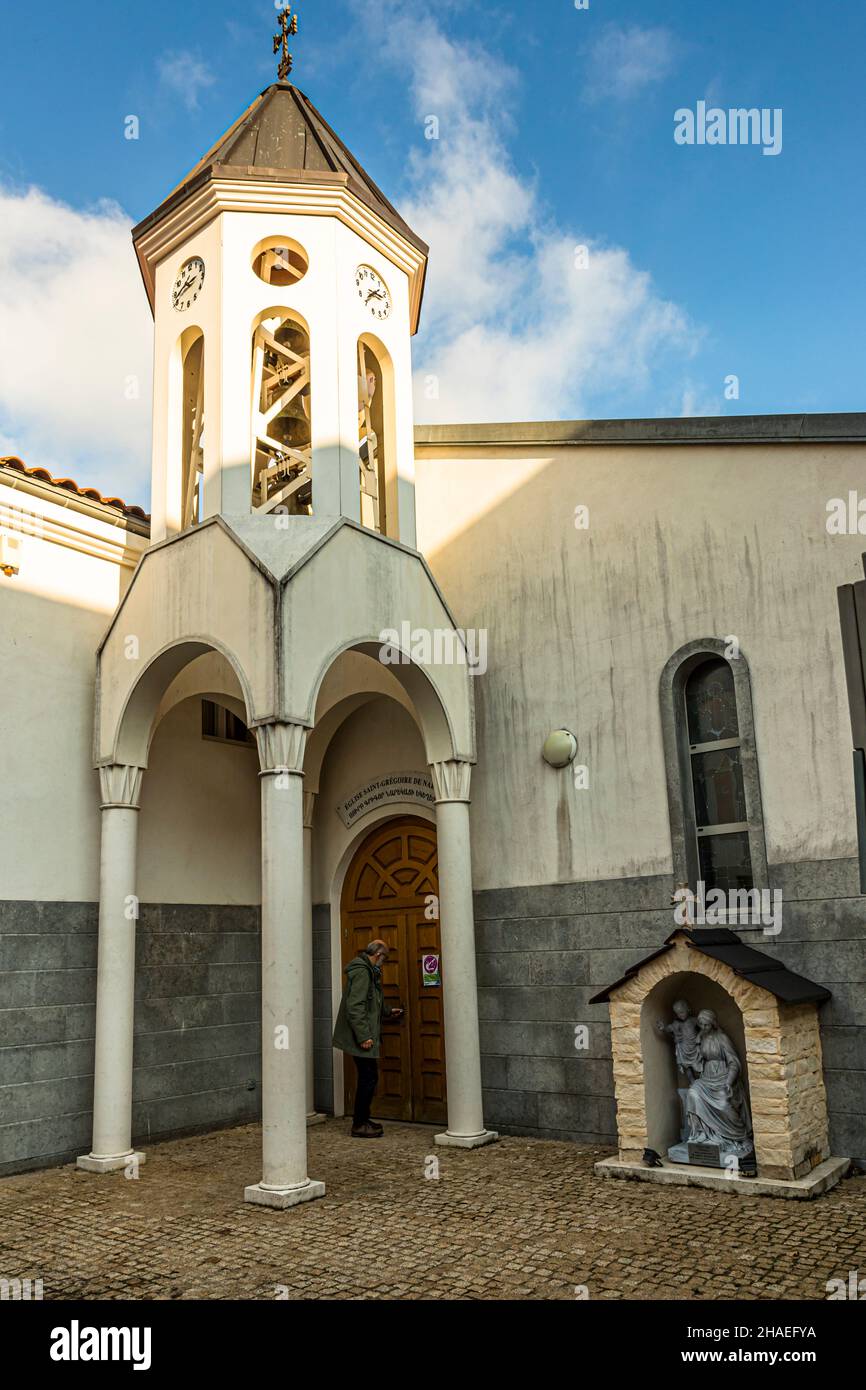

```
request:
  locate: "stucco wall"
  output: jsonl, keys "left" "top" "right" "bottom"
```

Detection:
{"left": 138, "top": 697, "right": 261, "bottom": 906}
{"left": 0, "top": 481, "right": 142, "bottom": 902}
{"left": 415, "top": 440, "right": 866, "bottom": 890}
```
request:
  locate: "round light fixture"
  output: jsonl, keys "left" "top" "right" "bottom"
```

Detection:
{"left": 542, "top": 729, "right": 578, "bottom": 768}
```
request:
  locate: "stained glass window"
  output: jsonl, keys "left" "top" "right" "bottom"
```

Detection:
{"left": 691, "top": 747, "right": 747, "bottom": 826}
{"left": 686, "top": 658, "right": 739, "bottom": 744}
{"left": 684, "top": 658, "right": 753, "bottom": 892}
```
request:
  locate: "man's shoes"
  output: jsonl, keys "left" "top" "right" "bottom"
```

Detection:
{"left": 351, "top": 1122, "right": 383, "bottom": 1139}
{"left": 367, "top": 1120, "right": 384, "bottom": 1133}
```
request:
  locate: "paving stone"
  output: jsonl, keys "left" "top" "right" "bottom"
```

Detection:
{"left": 0, "top": 1119, "right": 863, "bottom": 1301}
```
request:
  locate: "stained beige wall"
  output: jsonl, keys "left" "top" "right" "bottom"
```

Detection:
{"left": 137, "top": 696, "right": 261, "bottom": 905}
{"left": 415, "top": 442, "right": 866, "bottom": 889}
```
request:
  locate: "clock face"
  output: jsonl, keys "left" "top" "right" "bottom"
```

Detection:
{"left": 172, "top": 256, "right": 205, "bottom": 312}
{"left": 355, "top": 265, "right": 392, "bottom": 321}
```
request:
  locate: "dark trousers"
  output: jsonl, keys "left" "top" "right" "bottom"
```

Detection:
{"left": 352, "top": 1055, "right": 379, "bottom": 1126}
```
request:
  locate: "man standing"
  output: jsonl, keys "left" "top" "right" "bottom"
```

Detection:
{"left": 332, "top": 940, "right": 404, "bottom": 1138}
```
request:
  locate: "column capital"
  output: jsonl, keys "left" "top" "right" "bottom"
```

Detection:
{"left": 429, "top": 759, "right": 473, "bottom": 803}
{"left": 98, "top": 764, "right": 144, "bottom": 810}
{"left": 255, "top": 722, "right": 308, "bottom": 777}
{"left": 302, "top": 791, "right": 317, "bottom": 829}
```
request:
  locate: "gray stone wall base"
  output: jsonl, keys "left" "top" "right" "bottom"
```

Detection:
{"left": 0, "top": 902, "right": 264, "bottom": 1174}
{"left": 2, "top": 860, "right": 864, "bottom": 1175}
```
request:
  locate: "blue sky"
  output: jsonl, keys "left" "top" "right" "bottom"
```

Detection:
{"left": 0, "top": 0, "right": 863, "bottom": 502}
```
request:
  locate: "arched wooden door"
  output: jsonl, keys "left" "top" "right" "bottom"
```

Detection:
{"left": 340, "top": 817, "right": 446, "bottom": 1123}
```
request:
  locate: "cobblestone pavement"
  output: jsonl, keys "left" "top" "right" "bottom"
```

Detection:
{"left": 1, "top": 1121, "right": 864, "bottom": 1300}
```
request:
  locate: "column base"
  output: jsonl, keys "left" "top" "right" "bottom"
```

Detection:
{"left": 306, "top": 1112, "right": 328, "bottom": 1127}
{"left": 77, "top": 1150, "right": 146, "bottom": 1174}
{"left": 244, "top": 1178, "right": 326, "bottom": 1210}
{"left": 435, "top": 1129, "right": 499, "bottom": 1150}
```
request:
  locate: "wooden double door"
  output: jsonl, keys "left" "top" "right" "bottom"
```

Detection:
{"left": 341, "top": 817, "right": 446, "bottom": 1124}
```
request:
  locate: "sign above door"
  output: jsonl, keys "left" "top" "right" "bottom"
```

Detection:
{"left": 337, "top": 771, "right": 435, "bottom": 828}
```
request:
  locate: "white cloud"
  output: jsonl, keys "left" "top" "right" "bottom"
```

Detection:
{"left": 584, "top": 24, "right": 680, "bottom": 103}
{"left": 371, "top": 7, "right": 700, "bottom": 423}
{"left": 679, "top": 383, "right": 723, "bottom": 418}
{"left": 0, "top": 186, "right": 152, "bottom": 503}
{"left": 157, "top": 53, "right": 216, "bottom": 112}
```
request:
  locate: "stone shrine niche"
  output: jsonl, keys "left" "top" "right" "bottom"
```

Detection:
{"left": 590, "top": 928, "right": 848, "bottom": 1196}
{"left": 642, "top": 971, "right": 751, "bottom": 1168}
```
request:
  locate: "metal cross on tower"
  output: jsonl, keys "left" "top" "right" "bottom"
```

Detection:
{"left": 273, "top": 5, "right": 300, "bottom": 81}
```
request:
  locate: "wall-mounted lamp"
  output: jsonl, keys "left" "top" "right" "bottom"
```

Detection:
{"left": 0, "top": 533, "right": 21, "bottom": 577}
{"left": 542, "top": 729, "right": 578, "bottom": 768}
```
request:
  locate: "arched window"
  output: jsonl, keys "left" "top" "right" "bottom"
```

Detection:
{"left": 357, "top": 335, "right": 395, "bottom": 537}
{"left": 660, "top": 640, "right": 768, "bottom": 895}
{"left": 251, "top": 309, "right": 312, "bottom": 514}
{"left": 181, "top": 329, "right": 204, "bottom": 529}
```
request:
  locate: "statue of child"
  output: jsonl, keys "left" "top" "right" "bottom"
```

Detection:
{"left": 656, "top": 999, "right": 702, "bottom": 1082}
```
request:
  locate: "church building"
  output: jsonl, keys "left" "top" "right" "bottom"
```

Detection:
{"left": 1, "top": 72, "right": 864, "bottom": 1199}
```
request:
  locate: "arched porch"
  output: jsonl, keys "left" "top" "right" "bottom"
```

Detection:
{"left": 78, "top": 515, "right": 496, "bottom": 1207}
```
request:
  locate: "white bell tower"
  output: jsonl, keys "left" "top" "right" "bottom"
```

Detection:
{"left": 132, "top": 82, "right": 428, "bottom": 548}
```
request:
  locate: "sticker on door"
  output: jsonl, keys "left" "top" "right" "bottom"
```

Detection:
{"left": 422, "top": 954, "right": 441, "bottom": 987}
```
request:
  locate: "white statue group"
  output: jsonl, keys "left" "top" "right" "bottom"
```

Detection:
{"left": 656, "top": 1000, "right": 754, "bottom": 1161}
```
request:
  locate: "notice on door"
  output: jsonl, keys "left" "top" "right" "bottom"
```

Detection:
{"left": 422, "top": 954, "right": 441, "bottom": 987}
{"left": 337, "top": 771, "right": 435, "bottom": 827}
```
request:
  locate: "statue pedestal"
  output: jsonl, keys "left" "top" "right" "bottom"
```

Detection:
{"left": 668, "top": 1136, "right": 755, "bottom": 1169}
{"left": 595, "top": 1153, "right": 849, "bottom": 1200}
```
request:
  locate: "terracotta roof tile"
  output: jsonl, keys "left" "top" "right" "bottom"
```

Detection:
{"left": 0, "top": 456, "right": 150, "bottom": 523}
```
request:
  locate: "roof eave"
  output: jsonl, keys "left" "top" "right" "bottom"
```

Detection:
{"left": 132, "top": 169, "right": 429, "bottom": 331}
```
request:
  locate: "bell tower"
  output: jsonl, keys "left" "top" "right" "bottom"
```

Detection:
{"left": 132, "top": 70, "right": 428, "bottom": 547}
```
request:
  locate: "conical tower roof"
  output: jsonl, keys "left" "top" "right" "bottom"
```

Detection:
{"left": 133, "top": 82, "right": 427, "bottom": 257}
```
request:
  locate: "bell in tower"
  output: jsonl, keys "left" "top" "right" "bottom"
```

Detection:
{"left": 252, "top": 311, "right": 313, "bottom": 515}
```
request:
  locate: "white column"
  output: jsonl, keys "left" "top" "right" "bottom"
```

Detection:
{"left": 430, "top": 760, "right": 498, "bottom": 1149}
{"left": 245, "top": 723, "right": 325, "bottom": 1209}
{"left": 77, "top": 765, "right": 146, "bottom": 1174}
{"left": 304, "top": 791, "right": 325, "bottom": 1125}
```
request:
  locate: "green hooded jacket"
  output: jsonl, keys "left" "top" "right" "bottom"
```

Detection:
{"left": 332, "top": 953, "right": 394, "bottom": 1059}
